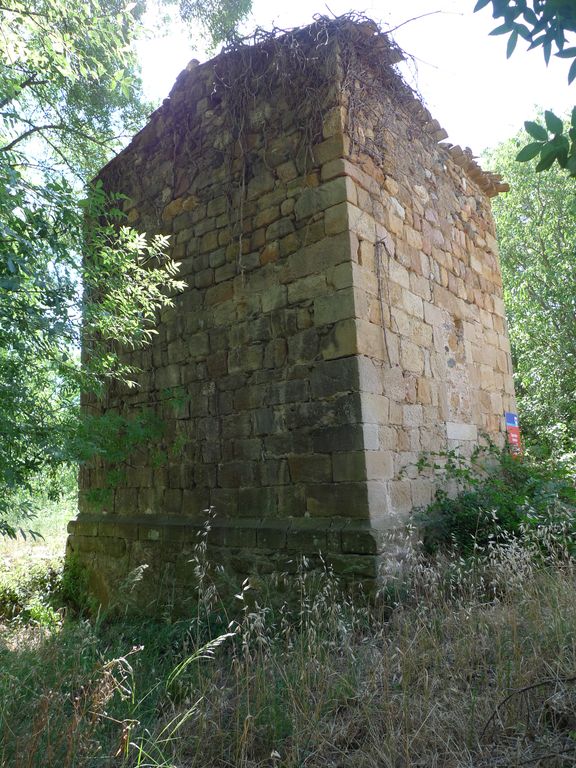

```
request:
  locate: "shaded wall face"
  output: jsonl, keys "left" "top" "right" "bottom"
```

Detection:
{"left": 80, "top": 45, "right": 379, "bottom": 525}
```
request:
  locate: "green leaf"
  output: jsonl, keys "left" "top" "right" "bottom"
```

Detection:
{"left": 535, "top": 152, "right": 557, "bottom": 172}
{"left": 524, "top": 121, "right": 548, "bottom": 141}
{"left": 516, "top": 142, "right": 543, "bottom": 162}
{"left": 555, "top": 46, "right": 576, "bottom": 58}
{"left": 567, "top": 154, "right": 576, "bottom": 175}
{"left": 473, "top": 0, "right": 492, "bottom": 10}
{"left": 541, "top": 140, "right": 560, "bottom": 159}
{"left": 490, "top": 23, "right": 512, "bottom": 36}
{"left": 545, "top": 110, "right": 564, "bottom": 136}
{"left": 507, "top": 31, "right": 519, "bottom": 58}
{"left": 513, "top": 23, "right": 532, "bottom": 42}
{"left": 569, "top": 58, "right": 576, "bottom": 85}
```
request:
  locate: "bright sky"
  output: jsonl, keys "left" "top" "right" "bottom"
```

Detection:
{"left": 138, "top": 1, "right": 575, "bottom": 155}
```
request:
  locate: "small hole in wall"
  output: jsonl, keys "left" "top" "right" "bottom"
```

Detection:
{"left": 357, "top": 239, "right": 363, "bottom": 266}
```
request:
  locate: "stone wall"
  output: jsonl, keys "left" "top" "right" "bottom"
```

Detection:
{"left": 67, "top": 19, "right": 515, "bottom": 611}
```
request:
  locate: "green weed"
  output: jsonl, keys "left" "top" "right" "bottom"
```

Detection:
{"left": 414, "top": 446, "right": 576, "bottom": 554}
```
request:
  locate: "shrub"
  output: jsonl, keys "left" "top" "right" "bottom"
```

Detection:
{"left": 414, "top": 447, "right": 576, "bottom": 555}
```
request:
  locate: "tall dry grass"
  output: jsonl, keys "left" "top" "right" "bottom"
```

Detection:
{"left": 2, "top": 526, "right": 576, "bottom": 767}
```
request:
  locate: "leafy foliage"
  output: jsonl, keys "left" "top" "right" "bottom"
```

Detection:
{"left": 474, "top": 0, "right": 576, "bottom": 176}
{"left": 175, "top": 0, "right": 253, "bottom": 47}
{"left": 475, "top": 0, "right": 576, "bottom": 65}
{"left": 486, "top": 129, "right": 576, "bottom": 457}
{"left": 0, "top": 0, "right": 251, "bottom": 532}
{"left": 415, "top": 447, "right": 576, "bottom": 554}
{"left": 515, "top": 108, "right": 576, "bottom": 174}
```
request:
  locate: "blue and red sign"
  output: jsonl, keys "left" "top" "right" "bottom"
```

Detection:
{"left": 504, "top": 411, "right": 522, "bottom": 455}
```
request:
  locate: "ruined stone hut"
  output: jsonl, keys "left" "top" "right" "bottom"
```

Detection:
{"left": 68, "top": 17, "right": 516, "bottom": 608}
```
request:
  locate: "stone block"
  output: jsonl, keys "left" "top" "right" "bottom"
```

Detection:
{"left": 322, "top": 318, "right": 385, "bottom": 361}
{"left": 266, "top": 217, "right": 294, "bottom": 240}
{"left": 233, "top": 438, "right": 262, "bottom": 461}
{"left": 347, "top": 204, "right": 377, "bottom": 242}
{"left": 74, "top": 519, "right": 99, "bottom": 537}
{"left": 329, "top": 554, "right": 378, "bottom": 578}
{"left": 254, "top": 205, "right": 280, "bottom": 229}
{"left": 164, "top": 489, "right": 183, "bottom": 515}
{"left": 262, "top": 284, "right": 286, "bottom": 313}
{"left": 287, "top": 526, "right": 328, "bottom": 553}
{"left": 332, "top": 450, "right": 393, "bottom": 482}
{"left": 247, "top": 171, "right": 275, "bottom": 199}
{"left": 403, "top": 404, "right": 423, "bottom": 427}
{"left": 313, "top": 288, "right": 357, "bottom": 326}
{"left": 287, "top": 274, "right": 327, "bottom": 304}
{"left": 218, "top": 461, "right": 257, "bottom": 488}
{"left": 305, "top": 482, "right": 369, "bottom": 517}
{"left": 277, "top": 160, "right": 298, "bottom": 182}
{"left": 311, "top": 424, "right": 367, "bottom": 453}
{"left": 324, "top": 201, "right": 348, "bottom": 235}
{"left": 76, "top": 535, "right": 126, "bottom": 558}
{"left": 322, "top": 105, "right": 345, "bottom": 138}
{"left": 312, "top": 133, "right": 348, "bottom": 165}
{"left": 331, "top": 451, "right": 366, "bottom": 482}
{"left": 155, "top": 365, "right": 181, "bottom": 390}
{"left": 388, "top": 480, "right": 413, "bottom": 516}
{"left": 277, "top": 485, "right": 306, "bottom": 517}
{"left": 288, "top": 454, "right": 332, "bottom": 483}
{"left": 310, "top": 357, "right": 359, "bottom": 399}
{"left": 210, "top": 488, "right": 239, "bottom": 515}
{"left": 287, "top": 328, "right": 319, "bottom": 364}
{"left": 398, "top": 338, "right": 423, "bottom": 375}
{"left": 99, "top": 520, "right": 139, "bottom": 541}
{"left": 294, "top": 177, "right": 356, "bottom": 220}
{"left": 114, "top": 488, "right": 138, "bottom": 516}
{"left": 281, "top": 232, "right": 353, "bottom": 282}
{"left": 182, "top": 489, "right": 212, "bottom": 516}
{"left": 445, "top": 422, "right": 478, "bottom": 441}
{"left": 268, "top": 378, "right": 309, "bottom": 405}
{"left": 238, "top": 487, "right": 278, "bottom": 517}
{"left": 228, "top": 344, "right": 263, "bottom": 373}
{"left": 257, "top": 520, "right": 289, "bottom": 549}
{"left": 209, "top": 520, "right": 258, "bottom": 548}
{"left": 340, "top": 527, "right": 381, "bottom": 555}
{"left": 261, "top": 459, "right": 291, "bottom": 486}
{"left": 362, "top": 393, "right": 389, "bottom": 424}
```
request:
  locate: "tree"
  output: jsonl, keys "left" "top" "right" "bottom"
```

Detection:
{"left": 486, "top": 127, "right": 576, "bottom": 460}
{"left": 0, "top": 0, "right": 252, "bottom": 534}
{"left": 474, "top": 0, "right": 576, "bottom": 176}
{"left": 175, "top": 0, "right": 252, "bottom": 47}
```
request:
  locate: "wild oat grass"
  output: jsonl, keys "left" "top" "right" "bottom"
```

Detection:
{"left": 2, "top": 522, "right": 576, "bottom": 767}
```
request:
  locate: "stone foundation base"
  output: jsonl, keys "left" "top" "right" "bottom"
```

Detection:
{"left": 66, "top": 514, "right": 404, "bottom": 614}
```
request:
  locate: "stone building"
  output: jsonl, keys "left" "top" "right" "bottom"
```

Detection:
{"left": 67, "top": 18, "right": 515, "bottom": 608}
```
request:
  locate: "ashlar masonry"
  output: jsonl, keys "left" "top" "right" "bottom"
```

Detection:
{"left": 67, "top": 18, "right": 516, "bottom": 609}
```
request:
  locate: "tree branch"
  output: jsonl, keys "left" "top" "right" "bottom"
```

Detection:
{"left": 0, "top": 74, "right": 47, "bottom": 110}
{"left": 0, "top": 123, "right": 63, "bottom": 153}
